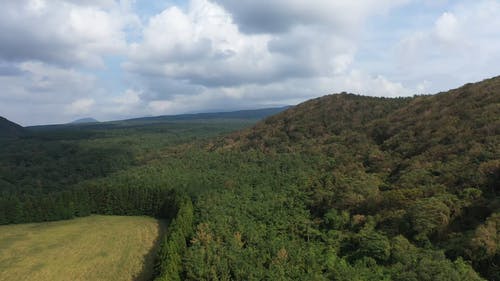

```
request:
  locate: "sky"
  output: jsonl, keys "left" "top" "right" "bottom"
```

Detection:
{"left": 0, "top": 0, "right": 499, "bottom": 126}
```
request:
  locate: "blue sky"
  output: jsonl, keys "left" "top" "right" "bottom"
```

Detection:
{"left": 0, "top": 0, "right": 499, "bottom": 125}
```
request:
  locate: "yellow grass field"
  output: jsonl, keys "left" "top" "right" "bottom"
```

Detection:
{"left": 0, "top": 215, "right": 165, "bottom": 281}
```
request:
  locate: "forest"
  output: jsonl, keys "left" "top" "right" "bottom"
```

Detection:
{"left": 0, "top": 77, "right": 499, "bottom": 280}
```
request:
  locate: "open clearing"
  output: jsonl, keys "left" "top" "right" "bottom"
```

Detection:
{"left": 0, "top": 215, "right": 164, "bottom": 281}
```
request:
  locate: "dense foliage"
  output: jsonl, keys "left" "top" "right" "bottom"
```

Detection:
{"left": 0, "top": 77, "right": 498, "bottom": 280}
{"left": 156, "top": 195, "right": 194, "bottom": 281}
{"left": 206, "top": 76, "right": 499, "bottom": 280}
{"left": 0, "top": 117, "right": 260, "bottom": 279}
{"left": 79, "top": 149, "right": 486, "bottom": 280}
{"left": 0, "top": 119, "right": 256, "bottom": 195}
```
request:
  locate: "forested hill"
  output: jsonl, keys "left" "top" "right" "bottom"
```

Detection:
{"left": 215, "top": 76, "right": 499, "bottom": 154}
{"left": 210, "top": 76, "right": 500, "bottom": 279}
{"left": 214, "top": 77, "right": 500, "bottom": 201}
{"left": 0, "top": 116, "right": 25, "bottom": 138}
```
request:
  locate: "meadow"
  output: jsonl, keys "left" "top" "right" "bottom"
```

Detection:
{"left": 0, "top": 215, "right": 164, "bottom": 281}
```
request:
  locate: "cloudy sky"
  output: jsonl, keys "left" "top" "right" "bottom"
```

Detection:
{"left": 0, "top": 0, "right": 499, "bottom": 125}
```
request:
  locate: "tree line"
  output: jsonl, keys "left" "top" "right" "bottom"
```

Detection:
{"left": 0, "top": 184, "right": 178, "bottom": 225}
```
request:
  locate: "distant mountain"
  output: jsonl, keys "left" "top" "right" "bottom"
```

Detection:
{"left": 70, "top": 118, "right": 99, "bottom": 124}
{"left": 28, "top": 107, "right": 290, "bottom": 131}
{"left": 120, "top": 106, "right": 291, "bottom": 125}
{"left": 0, "top": 116, "right": 25, "bottom": 138}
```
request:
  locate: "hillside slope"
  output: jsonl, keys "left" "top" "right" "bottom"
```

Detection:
{"left": 212, "top": 76, "right": 500, "bottom": 279}
{"left": 0, "top": 116, "right": 25, "bottom": 138}
{"left": 216, "top": 77, "right": 499, "bottom": 193}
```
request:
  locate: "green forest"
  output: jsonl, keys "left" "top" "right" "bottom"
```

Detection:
{"left": 0, "top": 77, "right": 499, "bottom": 280}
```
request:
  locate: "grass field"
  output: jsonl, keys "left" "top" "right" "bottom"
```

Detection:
{"left": 0, "top": 215, "right": 165, "bottom": 281}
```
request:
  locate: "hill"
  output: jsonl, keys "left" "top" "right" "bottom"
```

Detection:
{"left": 211, "top": 76, "right": 500, "bottom": 279}
{"left": 70, "top": 117, "right": 99, "bottom": 124}
{"left": 216, "top": 77, "right": 499, "bottom": 154}
{"left": 0, "top": 116, "right": 25, "bottom": 138}
{"left": 213, "top": 94, "right": 411, "bottom": 152}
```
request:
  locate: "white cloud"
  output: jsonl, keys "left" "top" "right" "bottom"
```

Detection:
{"left": 395, "top": 0, "right": 500, "bottom": 89}
{"left": 125, "top": 0, "right": 278, "bottom": 87}
{"left": 113, "top": 89, "right": 141, "bottom": 107}
{"left": 120, "top": 0, "right": 418, "bottom": 118}
{"left": 102, "top": 89, "right": 144, "bottom": 115}
{"left": 0, "top": 62, "right": 106, "bottom": 125}
{"left": 66, "top": 98, "right": 95, "bottom": 115}
{"left": 123, "top": 0, "right": 377, "bottom": 101}
{"left": 434, "top": 12, "right": 459, "bottom": 44}
{"left": 149, "top": 100, "right": 175, "bottom": 114}
{"left": 0, "top": 0, "right": 138, "bottom": 67}
{"left": 0, "top": 62, "right": 98, "bottom": 103}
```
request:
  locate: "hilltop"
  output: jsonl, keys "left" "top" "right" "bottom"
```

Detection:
{"left": 216, "top": 76, "right": 499, "bottom": 154}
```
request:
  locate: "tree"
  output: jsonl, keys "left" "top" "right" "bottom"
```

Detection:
{"left": 408, "top": 197, "right": 451, "bottom": 240}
